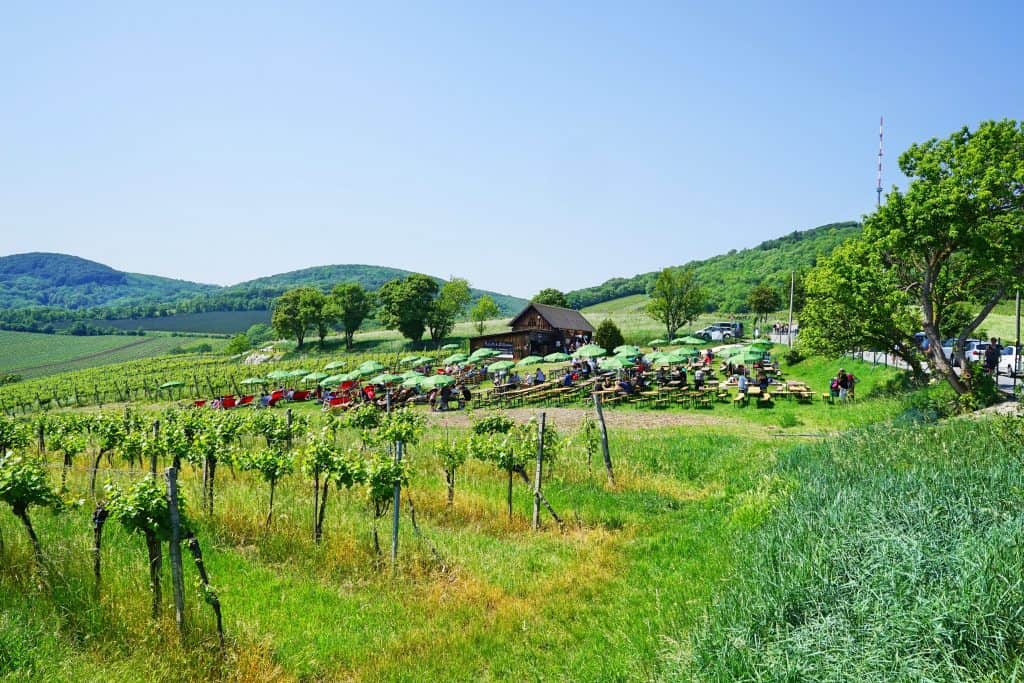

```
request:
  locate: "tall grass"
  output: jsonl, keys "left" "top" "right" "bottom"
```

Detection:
{"left": 674, "top": 415, "right": 1024, "bottom": 681}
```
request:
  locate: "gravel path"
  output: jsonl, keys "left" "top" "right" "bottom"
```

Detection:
{"left": 424, "top": 406, "right": 738, "bottom": 430}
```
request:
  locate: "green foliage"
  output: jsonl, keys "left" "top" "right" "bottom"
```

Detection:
{"left": 377, "top": 274, "right": 439, "bottom": 342}
{"left": 376, "top": 409, "right": 426, "bottom": 446}
{"left": 532, "top": 288, "right": 569, "bottom": 308}
{"left": 426, "top": 278, "right": 472, "bottom": 345}
{"left": 645, "top": 267, "right": 706, "bottom": 339}
{"left": 0, "top": 416, "right": 30, "bottom": 452}
{"left": 0, "top": 453, "right": 60, "bottom": 513}
{"left": 436, "top": 438, "right": 467, "bottom": 472}
{"left": 224, "top": 334, "right": 251, "bottom": 355}
{"left": 271, "top": 287, "right": 331, "bottom": 348}
{"left": 239, "top": 448, "right": 295, "bottom": 485}
{"left": 470, "top": 294, "right": 501, "bottom": 335}
{"left": 362, "top": 453, "right": 406, "bottom": 512}
{"left": 347, "top": 404, "right": 382, "bottom": 432}
{"left": 331, "top": 282, "right": 374, "bottom": 350}
{"left": 471, "top": 413, "right": 515, "bottom": 435}
{"left": 105, "top": 475, "right": 187, "bottom": 540}
{"left": 566, "top": 222, "right": 861, "bottom": 311}
{"left": 594, "top": 319, "right": 624, "bottom": 352}
{"left": 747, "top": 283, "right": 781, "bottom": 327}
{"left": 246, "top": 322, "right": 274, "bottom": 345}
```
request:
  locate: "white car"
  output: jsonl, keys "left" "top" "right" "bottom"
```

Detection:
{"left": 1001, "top": 345, "right": 1020, "bottom": 375}
{"left": 940, "top": 338, "right": 983, "bottom": 367}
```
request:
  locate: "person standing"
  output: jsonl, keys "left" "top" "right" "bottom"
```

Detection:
{"left": 985, "top": 338, "right": 1001, "bottom": 376}
{"left": 837, "top": 368, "right": 850, "bottom": 401}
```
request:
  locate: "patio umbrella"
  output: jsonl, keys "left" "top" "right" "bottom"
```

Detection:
{"left": 574, "top": 344, "right": 607, "bottom": 358}
{"left": 516, "top": 355, "right": 545, "bottom": 367}
{"left": 424, "top": 375, "right": 456, "bottom": 388}
{"left": 241, "top": 377, "right": 265, "bottom": 386}
{"left": 160, "top": 380, "right": 184, "bottom": 389}
{"left": 324, "top": 360, "right": 346, "bottom": 370}
{"left": 286, "top": 369, "right": 311, "bottom": 378}
{"left": 339, "top": 371, "right": 361, "bottom": 382}
{"left": 357, "top": 360, "right": 386, "bottom": 376}
{"left": 469, "top": 347, "right": 501, "bottom": 361}
{"left": 543, "top": 351, "right": 572, "bottom": 363}
{"left": 399, "top": 355, "right": 422, "bottom": 365}
{"left": 599, "top": 357, "right": 633, "bottom": 370}
{"left": 444, "top": 352, "right": 469, "bottom": 364}
{"left": 614, "top": 344, "right": 641, "bottom": 356}
{"left": 749, "top": 340, "right": 774, "bottom": 350}
{"left": 266, "top": 370, "right": 291, "bottom": 380}
{"left": 402, "top": 376, "right": 428, "bottom": 389}
{"left": 677, "top": 336, "right": 707, "bottom": 346}
{"left": 487, "top": 360, "right": 516, "bottom": 373}
{"left": 303, "top": 372, "right": 329, "bottom": 382}
{"left": 400, "top": 370, "right": 425, "bottom": 380}
{"left": 647, "top": 338, "right": 668, "bottom": 346}
{"left": 370, "top": 373, "right": 403, "bottom": 385}
{"left": 319, "top": 374, "right": 344, "bottom": 387}
{"left": 441, "top": 343, "right": 460, "bottom": 350}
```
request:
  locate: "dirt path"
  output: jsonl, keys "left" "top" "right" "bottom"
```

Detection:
{"left": 424, "top": 406, "right": 740, "bottom": 430}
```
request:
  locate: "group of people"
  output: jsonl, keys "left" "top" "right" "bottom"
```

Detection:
{"left": 830, "top": 368, "right": 856, "bottom": 400}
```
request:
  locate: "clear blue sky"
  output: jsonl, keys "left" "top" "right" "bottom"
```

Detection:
{"left": 2, "top": 2, "right": 1021, "bottom": 298}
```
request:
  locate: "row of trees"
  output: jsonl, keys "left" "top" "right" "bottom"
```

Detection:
{"left": 270, "top": 275, "right": 511, "bottom": 349}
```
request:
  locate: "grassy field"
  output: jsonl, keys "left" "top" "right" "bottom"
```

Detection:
{"left": 0, "top": 331, "right": 228, "bottom": 379}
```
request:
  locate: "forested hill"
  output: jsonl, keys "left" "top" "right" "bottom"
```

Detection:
{"left": 0, "top": 254, "right": 527, "bottom": 325}
{"left": 566, "top": 221, "right": 861, "bottom": 311}
{"left": 0, "top": 253, "right": 216, "bottom": 309}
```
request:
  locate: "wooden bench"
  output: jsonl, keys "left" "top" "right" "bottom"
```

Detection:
{"left": 733, "top": 392, "right": 748, "bottom": 407}
{"left": 756, "top": 392, "right": 773, "bottom": 408}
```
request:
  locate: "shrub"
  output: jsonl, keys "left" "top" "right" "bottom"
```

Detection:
{"left": 594, "top": 319, "right": 624, "bottom": 353}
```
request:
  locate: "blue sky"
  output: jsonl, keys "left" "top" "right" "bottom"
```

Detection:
{"left": 2, "top": 1, "right": 1021, "bottom": 298}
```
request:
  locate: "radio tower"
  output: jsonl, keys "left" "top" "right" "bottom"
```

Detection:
{"left": 876, "top": 116, "right": 884, "bottom": 207}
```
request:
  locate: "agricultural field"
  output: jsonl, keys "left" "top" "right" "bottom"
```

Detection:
{"left": 0, "top": 331, "right": 228, "bottom": 380}
{"left": 2, "top": 353, "right": 1023, "bottom": 681}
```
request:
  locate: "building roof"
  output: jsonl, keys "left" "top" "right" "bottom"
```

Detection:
{"left": 510, "top": 302, "right": 594, "bottom": 333}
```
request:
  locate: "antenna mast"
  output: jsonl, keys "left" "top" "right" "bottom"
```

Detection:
{"left": 876, "top": 116, "right": 884, "bottom": 207}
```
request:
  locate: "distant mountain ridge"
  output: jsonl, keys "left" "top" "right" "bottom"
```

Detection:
{"left": 566, "top": 221, "right": 861, "bottom": 312}
{"left": 0, "top": 253, "right": 527, "bottom": 322}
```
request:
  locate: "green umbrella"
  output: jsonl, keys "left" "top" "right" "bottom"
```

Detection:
{"left": 574, "top": 344, "right": 607, "bottom": 358}
{"left": 444, "top": 352, "right": 469, "bottom": 364}
{"left": 424, "top": 375, "right": 456, "bottom": 388}
{"left": 339, "top": 371, "right": 361, "bottom": 382}
{"left": 266, "top": 370, "right": 291, "bottom": 380}
{"left": 487, "top": 360, "right": 516, "bottom": 373}
{"left": 319, "top": 374, "right": 344, "bottom": 387}
{"left": 469, "top": 347, "right": 501, "bottom": 361}
{"left": 402, "top": 376, "right": 428, "bottom": 389}
{"left": 599, "top": 357, "right": 633, "bottom": 370}
{"left": 241, "top": 377, "right": 266, "bottom": 386}
{"left": 614, "top": 344, "right": 641, "bottom": 356}
{"left": 441, "top": 343, "right": 460, "bottom": 350}
{"left": 357, "top": 360, "right": 386, "bottom": 376}
{"left": 516, "top": 355, "right": 545, "bottom": 367}
{"left": 647, "top": 338, "right": 668, "bottom": 346}
{"left": 749, "top": 340, "right": 774, "bottom": 350}
{"left": 324, "top": 360, "right": 346, "bottom": 370}
{"left": 303, "top": 372, "right": 329, "bottom": 382}
{"left": 399, "top": 355, "right": 422, "bottom": 365}
{"left": 370, "top": 373, "right": 403, "bottom": 385}
{"left": 400, "top": 370, "right": 425, "bottom": 379}
{"left": 286, "top": 369, "right": 311, "bottom": 378}
{"left": 160, "top": 380, "right": 184, "bottom": 389}
{"left": 544, "top": 351, "right": 572, "bottom": 363}
{"left": 676, "top": 336, "right": 707, "bottom": 346}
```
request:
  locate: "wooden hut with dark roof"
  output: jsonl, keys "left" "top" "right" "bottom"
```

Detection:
{"left": 469, "top": 302, "right": 595, "bottom": 359}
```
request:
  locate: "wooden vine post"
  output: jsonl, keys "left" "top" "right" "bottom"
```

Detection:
{"left": 532, "top": 412, "right": 545, "bottom": 531}
{"left": 151, "top": 420, "right": 160, "bottom": 474}
{"left": 391, "top": 440, "right": 403, "bottom": 571}
{"left": 92, "top": 504, "right": 109, "bottom": 599}
{"left": 166, "top": 467, "right": 186, "bottom": 642}
{"left": 592, "top": 393, "right": 615, "bottom": 486}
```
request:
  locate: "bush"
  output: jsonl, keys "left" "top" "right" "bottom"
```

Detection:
{"left": 594, "top": 319, "right": 624, "bottom": 352}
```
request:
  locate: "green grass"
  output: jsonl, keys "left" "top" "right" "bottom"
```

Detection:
{"left": 0, "top": 331, "right": 227, "bottom": 379}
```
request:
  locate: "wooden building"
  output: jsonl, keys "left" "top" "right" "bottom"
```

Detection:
{"left": 469, "top": 303, "right": 595, "bottom": 359}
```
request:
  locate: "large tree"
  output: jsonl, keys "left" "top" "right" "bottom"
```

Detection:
{"left": 646, "top": 267, "right": 706, "bottom": 340}
{"left": 799, "top": 240, "right": 926, "bottom": 380}
{"left": 331, "top": 282, "right": 374, "bottom": 350}
{"left": 532, "top": 288, "right": 569, "bottom": 308}
{"left": 427, "top": 278, "right": 472, "bottom": 345}
{"left": 470, "top": 294, "right": 501, "bottom": 335}
{"left": 377, "top": 274, "right": 439, "bottom": 343}
{"left": 271, "top": 287, "right": 325, "bottom": 348}
{"left": 867, "top": 119, "right": 1024, "bottom": 394}
{"left": 747, "top": 284, "right": 781, "bottom": 329}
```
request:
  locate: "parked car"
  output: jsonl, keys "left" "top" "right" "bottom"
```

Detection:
{"left": 940, "top": 338, "right": 984, "bottom": 367}
{"left": 1000, "top": 345, "right": 1020, "bottom": 375}
{"left": 696, "top": 321, "right": 742, "bottom": 341}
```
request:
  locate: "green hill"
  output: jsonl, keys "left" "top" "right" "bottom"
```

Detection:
{"left": 0, "top": 252, "right": 216, "bottom": 309}
{"left": 0, "top": 254, "right": 527, "bottom": 334}
{"left": 566, "top": 221, "right": 861, "bottom": 312}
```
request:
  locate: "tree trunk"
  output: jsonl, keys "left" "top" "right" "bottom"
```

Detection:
{"left": 206, "top": 457, "right": 217, "bottom": 515}
{"left": 13, "top": 504, "right": 42, "bottom": 563}
{"left": 144, "top": 529, "right": 162, "bottom": 619}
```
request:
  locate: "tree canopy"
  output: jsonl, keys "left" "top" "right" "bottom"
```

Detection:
{"left": 470, "top": 294, "right": 501, "bottom": 335}
{"left": 532, "top": 288, "right": 569, "bottom": 308}
{"left": 377, "top": 274, "right": 440, "bottom": 343}
{"left": 331, "top": 282, "right": 374, "bottom": 350}
{"left": 747, "top": 284, "right": 781, "bottom": 329}
{"left": 271, "top": 287, "right": 326, "bottom": 348}
{"left": 594, "top": 319, "right": 624, "bottom": 352}
{"left": 426, "top": 278, "right": 472, "bottom": 345}
{"left": 645, "top": 267, "right": 705, "bottom": 340}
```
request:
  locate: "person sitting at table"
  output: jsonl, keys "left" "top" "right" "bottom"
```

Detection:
{"left": 635, "top": 374, "right": 648, "bottom": 391}
{"left": 524, "top": 373, "right": 535, "bottom": 387}
{"left": 737, "top": 373, "right": 749, "bottom": 395}
{"left": 535, "top": 368, "right": 546, "bottom": 384}
{"left": 580, "top": 362, "right": 591, "bottom": 379}
{"left": 704, "top": 349, "right": 714, "bottom": 365}
{"left": 655, "top": 367, "right": 667, "bottom": 384}
{"left": 562, "top": 370, "right": 574, "bottom": 387}
{"left": 757, "top": 372, "right": 770, "bottom": 392}
{"left": 694, "top": 367, "right": 705, "bottom": 389}
{"left": 617, "top": 378, "right": 634, "bottom": 395}
{"left": 509, "top": 372, "right": 521, "bottom": 388}
{"left": 594, "top": 376, "right": 606, "bottom": 391}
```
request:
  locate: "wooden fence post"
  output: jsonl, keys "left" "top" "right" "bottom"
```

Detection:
{"left": 391, "top": 440, "right": 403, "bottom": 572}
{"left": 592, "top": 393, "right": 615, "bottom": 486}
{"left": 151, "top": 420, "right": 160, "bottom": 474}
{"left": 532, "top": 412, "right": 545, "bottom": 531}
{"left": 166, "top": 467, "right": 186, "bottom": 642}
{"left": 285, "top": 409, "right": 293, "bottom": 451}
